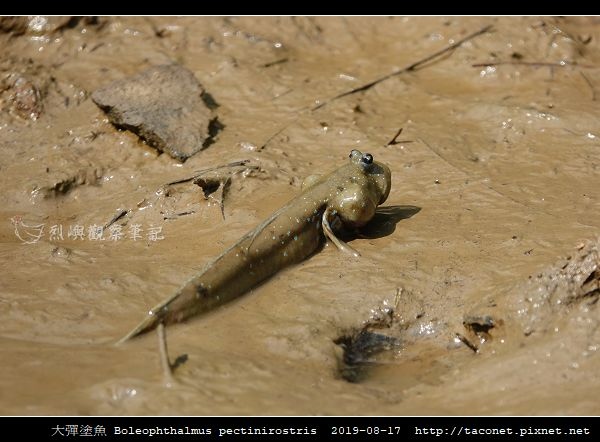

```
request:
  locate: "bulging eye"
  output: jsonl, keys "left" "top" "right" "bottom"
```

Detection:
{"left": 362, "top": 153, "right": 373, "bottom": 164}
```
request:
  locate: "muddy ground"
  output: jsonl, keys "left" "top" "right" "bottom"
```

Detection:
{"left": 0, "top": 16, "right": 599, "bottom": 415}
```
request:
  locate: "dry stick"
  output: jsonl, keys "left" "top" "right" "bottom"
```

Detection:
{"left": 166, "top": 160, "right": 251, "bottom": 186}
{"left": 312, "top": 24, "right": 494, "bottom": 111}
{"left": 472, "top": 61, "right": 598, "bottom": 69}
{"left": 104, "top": 208, "right": 128, "bottom": 229}
{"left": 455, "top": 333, "right": 479, "bottom": 353}
{"left": 386, "top": 127, "right": 415, "bottom": 147}
{"left": 386, "top": 127, "right": 404, "bottom": 146}
{"left": 259, "top": 123, "right": 292, "bottom": 150}
{"left": 580, "top": 72, "right": 597, "bottom": 101}
{"left": 259, "top": 25, "right": 492, "bottom": 150}
{"left": 262, "top": 58, "right": 289, "bottom": 68}
{"left": 157, "top": 323, "right": 176, "bottom": 386}
{"left": 163, "top": 210, "right": 196, "bottom": 220}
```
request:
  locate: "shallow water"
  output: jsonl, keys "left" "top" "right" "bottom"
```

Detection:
{"left": 1, "top": 16, "right": 599, "bottom": 415}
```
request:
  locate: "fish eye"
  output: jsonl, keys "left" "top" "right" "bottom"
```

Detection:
{"left": 349, "top": 149, "right": 360, "bottom": 158}
{"left": 362, "top": 153, "right": 373, "bottom": 164}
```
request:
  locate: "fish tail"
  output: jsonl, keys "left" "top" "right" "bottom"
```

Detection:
{"left": 116, "top": 312, "right": 161, "bottom": 344}
{"left": 117, "top": 274, "right": 211, "bottom": 344}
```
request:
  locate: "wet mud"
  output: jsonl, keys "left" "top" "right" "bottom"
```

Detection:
{"left": 1, "top": 16, "right": 599, "bottom": 415}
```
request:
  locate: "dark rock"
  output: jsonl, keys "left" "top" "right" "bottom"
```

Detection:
{"left": 91, "top": 64, "right": 220, "bottom": 161}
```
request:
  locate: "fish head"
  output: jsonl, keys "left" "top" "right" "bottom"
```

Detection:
{"left": 348, "top": 149, "right": 392, "bottom": 205}
{"left": 332, "top": 149, "right": 392, "bottom": 228}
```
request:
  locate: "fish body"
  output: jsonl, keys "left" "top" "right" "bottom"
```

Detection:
{"left": 119, "top": 150, "right": 391, "bottom": 342}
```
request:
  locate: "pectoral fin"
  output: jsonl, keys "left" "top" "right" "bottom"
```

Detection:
{"left": 302, "top": 174, "right": 322, "bottom": 191}
{"left": 322, "top": 207, "right": 360, "bottom": 258}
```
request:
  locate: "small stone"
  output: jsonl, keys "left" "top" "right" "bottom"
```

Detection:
{"left": 92, "top": 64, "right": 222, "bottom": 161}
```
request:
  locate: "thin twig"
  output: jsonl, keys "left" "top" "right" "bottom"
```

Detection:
{"left": 163, "top": 210, "right": 196, "bottom": 220}
{"left": 455, "top": 333, "right": 479, "bottom": 353}
{"left": 166, "top": 160, "right": 251, "bottom": 186}
{"left": 386, "top": 128, "right": 404, "bottom": 146}
{"left": 262, "top": 58, "right": 289, "bottom": 68}
{"left": 260, "top": 25, "right": 492, "bottom": 150}
{"left": 580, "top": 71, "right": 597, "bottom": 101}
{"left": 472, "top": 60, "right": 597, "bottom": 69}
{"left": 104, "top": 208, "right": 128, "bottom": 229}
{"left": 312, "top": 24, "right": 493, "bottom": 110}
{"left": 386, "top": 128, "right": 414, "bottom": 147}
{"left": 259, "top": 122, "right": 295, "bottom": 150}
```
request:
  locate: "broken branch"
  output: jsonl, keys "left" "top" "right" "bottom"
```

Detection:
{"left": 313, "top": 24, "right": 493, "bottom": 110}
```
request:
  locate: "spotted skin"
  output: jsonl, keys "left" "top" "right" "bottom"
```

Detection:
{"left": 118, "top": 150, "right": 391, "bottom": 342}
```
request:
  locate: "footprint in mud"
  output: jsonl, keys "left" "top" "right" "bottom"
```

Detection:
{"left": 334, "top": 329, "right": 400, "bottom": 383}
{"left": 332, "top": 290, "right": 411, "bottom": 383}
{"left": 332, "top": 287, "right": 463, "bottom": 386}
